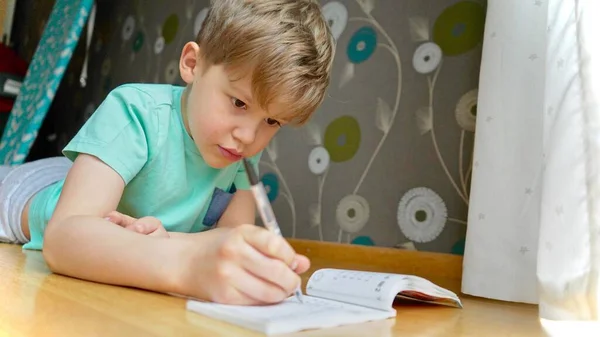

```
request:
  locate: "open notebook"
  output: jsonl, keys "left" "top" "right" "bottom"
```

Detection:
{"left": 186, "top": 268, "right": 462, "bottom": 335}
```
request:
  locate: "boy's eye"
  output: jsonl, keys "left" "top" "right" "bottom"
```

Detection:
{"left": 265, "top": 118, "right": 281, "bottom": 127}
{"left": 232, "top": 98, "right": 247, "bottom": 109}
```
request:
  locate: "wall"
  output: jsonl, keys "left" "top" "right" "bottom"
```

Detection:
{"left": 0, "top": 0, "right": 5, "bottom": 38}
{"left": 10, "top": 0, "right": 485, "bottom": 254}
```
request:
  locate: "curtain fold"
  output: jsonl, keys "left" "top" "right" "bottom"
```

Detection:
{"left": 537, "top": 0, "right": 600, "bottom": 321}
{"left": 463, "top": 0, "right": 600, "bottom": 323}
{"left": 462, "top": 0, "right": 547, "bottom": 305}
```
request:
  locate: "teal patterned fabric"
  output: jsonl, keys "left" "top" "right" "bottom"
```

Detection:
{"left": 0, "top": 0, "right": 94, "bottom": 165}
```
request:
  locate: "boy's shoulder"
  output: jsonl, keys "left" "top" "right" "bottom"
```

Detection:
{"left": 107, "top": 83, "right": 183, "bottom": 108}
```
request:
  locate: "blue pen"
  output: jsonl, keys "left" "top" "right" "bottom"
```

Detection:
{"left": 243, "top": 159, "right": 304, "bottom": 304}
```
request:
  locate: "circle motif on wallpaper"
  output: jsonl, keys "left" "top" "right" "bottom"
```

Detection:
{"left": 96, "top": 22, "right": 111, "bottom": 52}
{"left": 433, "top": 1, "right": 485, "bottom": 56}
{"left": 165, "top": 60, "right": 179, "bottom": 83}
{"left": 194, "top": 8, "right": 209, "bottom": 37}
{"left": 260, "top": 173, "right": 279, "bottom": 202}
{"left": 162, "top": 14, "right": 179, "bottom": 44}
{"left": 121, "top": 16, "right": 135, "bottom": 41}
{"left": 397, "top": 187, "right": 447, "bottom": 243}
{"left": 132, "top": 31, "right": 144, "bottom": 52}
{"left": 321, "top": 1, "right": 348, "bottom": 41}
{"left": 336, "top": 194, "right": 370, "bottom": 233}
{"left": 347, "top": 26, "right": 377, "bottom": 64}
{"left": 351, "top": 235, "right": 375, "bottom": 246}
{"left": 455, "top": 89, "right": 478, "bottom": 132}
{"left": 412, "top": 42, "right": 442, "bottom": 74}
{"left": 308, "top": 146, "right": 330, "bottom": 175}
{"left": 101, "top": 59, "right": 111, "bottom": 77}
{"left": 154, "top": 37, "right": 165, "bottom": 54}
{"left": 324, "top": 116, "right": 361, "bottom": 163}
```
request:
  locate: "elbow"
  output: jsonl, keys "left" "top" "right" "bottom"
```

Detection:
{"left": 42, "top": 247, "right": 58, "bottom": 272}
{"left": 41, "top": 219, "right": 66, "bottom": 272}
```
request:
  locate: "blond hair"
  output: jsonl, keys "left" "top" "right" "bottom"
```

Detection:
{"left": 196, "top": 0, "right": 335, "bottom": 126}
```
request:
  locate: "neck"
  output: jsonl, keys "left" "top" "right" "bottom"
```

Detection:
{"left": 180, "top": 86, "right": 193, "bottom": 139}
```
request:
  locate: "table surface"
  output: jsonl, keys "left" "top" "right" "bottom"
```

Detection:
{"left": 0, "top": 243, "right": 545, "bottom": 337}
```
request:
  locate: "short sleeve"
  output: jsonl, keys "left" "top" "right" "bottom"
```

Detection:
{"left": 232, "top": 151, "right": 263, "bottom": 190}
{"left": 62, "top": 85, "right": 157, "bottom": 184}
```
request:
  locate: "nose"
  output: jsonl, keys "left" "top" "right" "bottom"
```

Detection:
{"left": 232, "top": 121, "right": 259, "bottom": 145}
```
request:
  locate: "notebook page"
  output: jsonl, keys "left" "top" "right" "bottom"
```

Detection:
{"left": 394, "top": 275, "right": 463, "bottom": 308}
{"left": 306, "top": 269, "right": 408, "bottom": 311}
{"left": 186, "top": 295, "right": 395, "bottom": 335}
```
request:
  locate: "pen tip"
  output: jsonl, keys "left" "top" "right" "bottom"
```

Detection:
{"left": 295, "top": 290, "right": 304, "bottom": 303}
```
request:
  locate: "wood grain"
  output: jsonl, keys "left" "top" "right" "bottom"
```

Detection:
{"left": 0, "top": 242, "right": 544, "bottom": 337}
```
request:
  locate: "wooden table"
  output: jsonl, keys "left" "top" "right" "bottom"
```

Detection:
{"left": 0, "top": 242, "right": 545, "bottom": 336}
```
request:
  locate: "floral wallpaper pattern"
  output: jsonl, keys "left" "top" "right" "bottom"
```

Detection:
{"left": 9, "top": 0, "right": 486, "bottom": 255}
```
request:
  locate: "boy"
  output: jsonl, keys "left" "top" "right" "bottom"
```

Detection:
{"left": 0, "top": 0, "right": 334, "bottom": 306}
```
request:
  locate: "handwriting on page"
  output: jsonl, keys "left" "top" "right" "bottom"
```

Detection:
{"left": 306, "top": 269, "right": 406, "bottom": 311}
{"left": 309, "top": 270, "right": 398, "bottom": 297}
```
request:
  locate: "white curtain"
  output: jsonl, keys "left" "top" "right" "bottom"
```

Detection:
{"left": 462, "top": 0, "right": 600, "bottom": 323}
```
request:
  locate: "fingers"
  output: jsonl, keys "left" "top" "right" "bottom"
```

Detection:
{"left": 196, "top": 225, "right": 311, "bottom": 305}
{"left": 238, "top": 224, "right": 296, "bottom": 267}
{"left": 238, "top": 241, "right": 301, "bottom": 296}
{"left": 227, "top": 266, "right": 291, "bottom": 304}
{"left": 207, "top": 260, "right": 288, "bottom": 305}
{"left": 209, "top": 276, "right": 261, "bottom": 305}
{"left": 292, "top": 254, "right": 311, "bottom": 274}
{"left": 104, "top": 211, "right": 137, "bottom": 228}
{"left": 142, "top": 217, "right": 170, "bottom": 238}
{"left": 130, "top": 216, "right": 163, "bottom": 234}
{"left": 147, "top": 227, "right": 170, "bottom": 238}
{"left": 227, "top": 225, "right": 304, "bottom": 296}
{"left": 105, "top": 212, "right": 167, "bottom": 236}
{"left": 128, "top": 222, "right": 156, "bottom": 235}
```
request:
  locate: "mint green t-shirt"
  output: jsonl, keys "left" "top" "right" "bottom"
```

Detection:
{"left": 23, "top": 84, "right": 261, "bottom": 250}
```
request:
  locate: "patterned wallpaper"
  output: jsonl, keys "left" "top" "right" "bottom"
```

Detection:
{"left": 10, "top": 0, "right": 486, "bottom": 255}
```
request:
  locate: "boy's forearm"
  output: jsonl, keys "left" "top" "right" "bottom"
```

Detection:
{"left": 167, "top": 221, "right": 244, "bottom": 240}
{"left": 43, "top": 216, "right": 189, "bottom": 295}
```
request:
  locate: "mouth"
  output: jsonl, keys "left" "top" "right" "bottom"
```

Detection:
{"left": 218, "top": 146, "right": 243, "bottom": 162}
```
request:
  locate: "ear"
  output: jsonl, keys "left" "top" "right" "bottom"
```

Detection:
{"left": 179, "top": 42, "right": 202, "bottom": 84}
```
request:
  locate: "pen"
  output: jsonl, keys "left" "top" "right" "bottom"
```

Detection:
{"left": 243, "top": 159, "right": 304, "bottom": 304}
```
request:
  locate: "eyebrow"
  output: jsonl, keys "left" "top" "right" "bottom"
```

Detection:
{"left": 229, "top": 80, "right": 254, "bottom": 105}
{"left": 268, "top": 106, "right": 294, "bottom": 124}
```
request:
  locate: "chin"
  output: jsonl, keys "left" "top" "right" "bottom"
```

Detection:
{"left": 210, "top": 161, "right": 232, "bottom": 169}
{"left": 203, "top": 155, "right": 231, "bottom": 169}
{"left": 210, "top": 154, "right": 240, "bottom": 168}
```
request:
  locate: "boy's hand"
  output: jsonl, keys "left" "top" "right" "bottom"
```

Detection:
{"left": 105, "top": 211, "right": 170, "bottom": 238}
{"left": 181, "top": 224, "right": 310, "bottom": 306}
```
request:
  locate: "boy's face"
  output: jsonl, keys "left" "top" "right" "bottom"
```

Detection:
{"left": 179, "top": 43, "right": 286, "bottom": 168}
